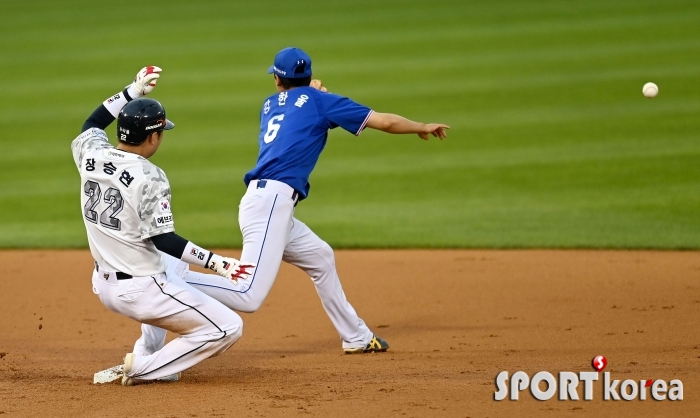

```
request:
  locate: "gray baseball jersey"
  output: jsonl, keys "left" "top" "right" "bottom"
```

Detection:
{"left": 71, "top": 128, "right": 175, "bottom": 276}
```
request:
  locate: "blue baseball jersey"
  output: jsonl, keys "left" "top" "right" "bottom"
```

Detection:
{"left": 244, "top": 86, "right": 373, "bottom": 199}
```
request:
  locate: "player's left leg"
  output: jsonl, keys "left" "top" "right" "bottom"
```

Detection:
{"left": 92, "top": 268, "right": 243, "bottom": 383}
{"left": 159, "top": 251, "right": 237, "bottom": 310}
{"left": 123, "top": 275, "right": 243, "bottom": 382}
{"left": 175, "top": 188, "right": 296, "bottom": 313}
{"left": 131, "top": 255, "right": 204, "bottom": 357}
{"left": 281, "top": 217, "right": 375, "bottom": 350}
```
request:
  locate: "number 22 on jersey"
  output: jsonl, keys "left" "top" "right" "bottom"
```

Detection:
{"left": 83, "top": 180, "right": 124, "bottom": 230}
{"left": 264, "top": 115, "right": 284, "bottom": 144}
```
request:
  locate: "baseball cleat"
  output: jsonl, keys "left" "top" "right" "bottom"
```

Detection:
{"left": 344, "top": 335, "right": 390, "bottom": 354}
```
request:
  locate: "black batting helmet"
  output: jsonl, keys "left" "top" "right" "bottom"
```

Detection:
{"left": 117, "top": 98, "right": 174, "bottom": 145}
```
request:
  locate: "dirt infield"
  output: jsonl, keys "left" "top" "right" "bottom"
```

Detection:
{"left": 0, "top": 250, "right": 698, "bottom": 417}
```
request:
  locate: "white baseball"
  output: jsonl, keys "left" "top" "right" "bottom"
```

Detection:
{"left": 643, "top": 82, "right": 658, "bottom": 98}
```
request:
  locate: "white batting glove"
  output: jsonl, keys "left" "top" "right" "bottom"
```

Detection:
{"left": 126, "top": 66, "right": 162, "bottom": 99}
{"left": 208, "top": 254, "right": 256, "bottom": 284}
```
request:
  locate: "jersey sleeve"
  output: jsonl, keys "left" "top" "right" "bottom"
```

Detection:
{"left": 138, "top": 164, "right": 175, "bottom": 239}
{"left": 70, "top": 128, "right": 109, "bottom": 169}
{"left": 320, "top": 93, "right": 373, "bottom": 136}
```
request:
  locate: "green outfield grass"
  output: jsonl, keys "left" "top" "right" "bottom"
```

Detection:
{"left": 1, "top": 0, "right": 699, "bottom": 248}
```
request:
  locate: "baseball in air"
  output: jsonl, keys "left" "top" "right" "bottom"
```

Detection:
{"left": 643, "top": 82, "right": 658, "bottom": 98}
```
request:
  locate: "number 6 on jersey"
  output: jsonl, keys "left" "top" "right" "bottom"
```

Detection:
{"left": 264, "top": 115, "right": 284, "bottom": 143}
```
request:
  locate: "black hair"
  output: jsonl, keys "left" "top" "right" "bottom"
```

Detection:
{"left": 277, "top": 75, "right": 312, "bottom": 89}
{"left": 276, "top": 60, "right": 312, "bottom": 89}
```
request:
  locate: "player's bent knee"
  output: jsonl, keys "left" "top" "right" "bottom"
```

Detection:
{"left": 234, "top": 298, "right": 264, "bottom": 313}
{"left": 210, "top": 313, "right": 243, "bottom": 353}
{"left": 314, "top": 241, "right": 336, "bottom": 269}
{"left": 224, "top": 321, "right": 243, "bottom": 343}
{"left": 208, "top": 324, "right": 242, "bottom": 358}
{"left": 317, "top": 241, "right": 335, "bottom": 260}
{"left": 222, "top": 311, "right": 244, "bottom": 338}
{"left": 225, "top": 289, "right": 267, "bottom": 313}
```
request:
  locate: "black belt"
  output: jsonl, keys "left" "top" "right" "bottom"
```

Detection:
{"left": 256, "top": 179, "right": 300, "bottom": 203}
{"left": 95, "top": 262, "right": 132, "bottom": 280}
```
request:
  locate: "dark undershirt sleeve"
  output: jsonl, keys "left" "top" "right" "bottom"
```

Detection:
{"left": 150, "top": 232, "right": 189, "bottom": 259}
{"left": 81, "top": 88, "right": 133, "bottom": 132}
{"left": 82, "top": 105, "right": 115, "bottom": 132}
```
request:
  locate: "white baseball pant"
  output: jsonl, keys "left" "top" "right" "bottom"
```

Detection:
{"left": 161, "top": 180, "right": 373, "bottom": 350}
{"left": 91, "top": 265, "right": 243, "bottom": 382}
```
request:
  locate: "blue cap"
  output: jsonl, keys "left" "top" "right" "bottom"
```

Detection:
{"left": 267, "top": 47, "right": 313, "bottom": 79}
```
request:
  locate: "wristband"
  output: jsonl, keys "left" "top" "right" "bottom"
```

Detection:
{"left": 206, "top": 253, "right": 224, "bottom": 271}
{"left": 182, "top": 241, "right": 211, "bottom": 268}
{"left": 126, "top": 84, "right": 141, "bottom": 101}
{"left": 102, "top": 89, "right": 131, "bottom": 118}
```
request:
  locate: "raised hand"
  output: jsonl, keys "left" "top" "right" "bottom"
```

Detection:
{"left": 129, "top": 66, "right": 162, "bottom": 98}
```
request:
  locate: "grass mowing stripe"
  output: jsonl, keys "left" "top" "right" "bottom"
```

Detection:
{"left": 1, "top": 0, "right": 698, "bottom": 248}
{"left": 3, "top": 4, "right": 698, "bottom": 67}
{"left": 309, "top": 135, "right": 700, "bottom": 178}
{"left": 5, "top": 38, "right": 700, "bottom": 99}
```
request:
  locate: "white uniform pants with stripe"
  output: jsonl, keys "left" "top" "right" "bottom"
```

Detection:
{"left": 92, "top": 268, "right": 243, "bottom": 382}
{"left": 173, "top": 183, "right": 373, "bottom": 349}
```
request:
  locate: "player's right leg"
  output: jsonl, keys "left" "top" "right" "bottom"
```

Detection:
{"left": 91, "top": 268, "right": 242, "bottom": 383}
{"left": 281, "top": 217, "right": 385, "bottom": 353}
{"left": 183, "top": 185, "right": 295, "bottom": 312}
{"left": 130, "top": 252, "right": 198, "bottom": 357}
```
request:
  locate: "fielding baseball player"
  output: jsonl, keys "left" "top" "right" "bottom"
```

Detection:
{"left": 72, "top": 66, "right": 254, "bottom": 385}
{"left": 179, "top": 47, "right": 449, "bottom": 354}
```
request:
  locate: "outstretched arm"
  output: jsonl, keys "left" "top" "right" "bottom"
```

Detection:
{"left": 308, "top": 79, "right": 448, "bottom": 140}
{"left": 81, "top": 66, "right": 163, "bottom": 132}
{"left": 151, "top": 232, "right": 255, "bottom": 283}
{"left": 366, "top": 112, "right": 450, "bottom": 140}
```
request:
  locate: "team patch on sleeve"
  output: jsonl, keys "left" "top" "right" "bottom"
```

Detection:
{"left": 138, "top": 162, "right": 175, "bottom": 239}
{"left": 158, "top": 198, "right": 172, "bottom": 213}
{"left": 153, "top": 214, "right": 174, "bottom": 227}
